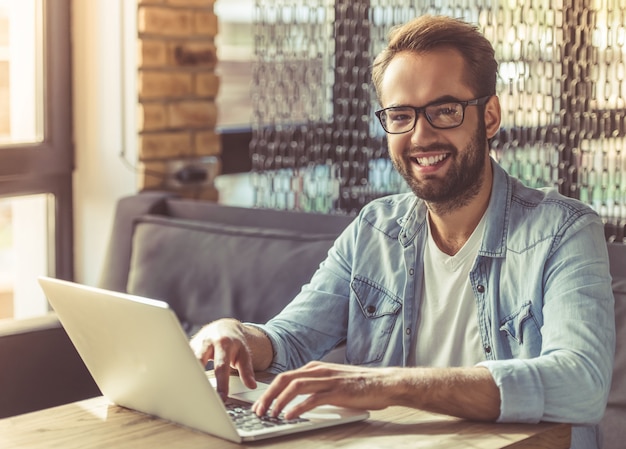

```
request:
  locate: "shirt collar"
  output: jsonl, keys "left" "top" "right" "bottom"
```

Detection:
{"left": 480, "top": 159, "right": 510, "bottom": 258}
{"left": 397, "top": 158, "right": 511, "bottom": 257}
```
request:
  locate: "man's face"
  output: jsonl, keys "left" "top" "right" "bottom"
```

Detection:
{"left": 379, "top": 49, "right": 496, "bottom": 212}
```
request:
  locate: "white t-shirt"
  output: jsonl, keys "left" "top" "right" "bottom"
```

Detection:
{"left": 410, "top": 213, "right": 487, "bottom": 367}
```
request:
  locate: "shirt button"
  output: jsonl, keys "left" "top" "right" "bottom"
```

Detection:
{"left": 484, "top": 345, "right": 491, "bottom": 354}
{"left": 366, "top": 305, "right": 376, "bottom": 314}
{"left": 409, "top": 268, "right": 414, "bottom": 276}
{"left": 405, "top": 328, "right": 411, "bottom": 335}
{"left": 477, "top": 284, "right": 485, "bottom": 293}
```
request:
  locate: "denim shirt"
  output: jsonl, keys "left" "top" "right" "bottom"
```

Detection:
{"left": 257, "top": 160, "right": 615, "bottom": 448}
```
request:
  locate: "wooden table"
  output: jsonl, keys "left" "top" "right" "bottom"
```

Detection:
{"left": 0, "top": 396, "right": 570, "bottom": 449}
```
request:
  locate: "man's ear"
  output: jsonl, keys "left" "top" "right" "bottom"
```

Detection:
{"left": 484, "top": 95, "right": 501, "bottom": 139}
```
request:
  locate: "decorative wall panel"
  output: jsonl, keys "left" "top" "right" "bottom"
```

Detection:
{"left": 251, "top": 0, "right": 626, "bottom": 241}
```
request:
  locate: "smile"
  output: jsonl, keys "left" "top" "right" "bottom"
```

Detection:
{"left": 413, "top": 153, "right": 449, "bottom": 166}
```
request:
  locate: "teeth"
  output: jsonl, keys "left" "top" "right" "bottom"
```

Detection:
{"left": 415, "top": 154, "right": 447, "bottom": 166}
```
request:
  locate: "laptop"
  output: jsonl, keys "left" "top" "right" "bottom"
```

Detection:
{"left": 38, "top": 276, "right": 369, "bottom": 443}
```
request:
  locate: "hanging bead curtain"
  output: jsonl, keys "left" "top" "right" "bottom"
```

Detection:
{"left": 250, "top": 0, "right": 626, "bottom": 242}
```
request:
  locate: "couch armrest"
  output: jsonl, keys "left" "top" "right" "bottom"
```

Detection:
{"left": 0, "top": 315, "right": 100, "bottom": 418}
{"left": 99, "top": 191, "right": 177, "bottom": 292}
{"left": 601, "top": 243, "right": 626, "bottom": 449}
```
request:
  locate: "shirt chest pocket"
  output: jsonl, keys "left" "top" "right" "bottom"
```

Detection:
{"left": 499, "top": 301, "right": 542, "bottom": 357}
{"left": 346, "top": 276, "right": 402, "bottom": 365}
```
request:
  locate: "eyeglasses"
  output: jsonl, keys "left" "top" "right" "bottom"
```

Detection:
{"left": 375, "top": 95, "right": 492, "bottom": 134}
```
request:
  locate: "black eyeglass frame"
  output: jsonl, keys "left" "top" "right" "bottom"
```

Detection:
{"left": 374, "top": 95, "right": 492, "bottom": 134}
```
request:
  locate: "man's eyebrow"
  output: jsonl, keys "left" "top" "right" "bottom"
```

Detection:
{"left": 386, "top": 95, "right": 463, "bottom": 109}
{"left": 427, "top": 95, "right": 462, "bottom": 104}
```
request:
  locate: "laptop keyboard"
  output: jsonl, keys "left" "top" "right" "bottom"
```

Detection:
{"left": 225, "top": 399, "right": 309, "bottom": 432}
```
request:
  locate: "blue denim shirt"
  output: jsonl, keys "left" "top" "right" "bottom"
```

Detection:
{"left": 257, "top": 160, "right": 615, "bottom": 448}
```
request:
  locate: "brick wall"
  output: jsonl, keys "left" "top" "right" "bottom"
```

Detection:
{"left": 136, "top": 0, "right": 221, "bottom": 200}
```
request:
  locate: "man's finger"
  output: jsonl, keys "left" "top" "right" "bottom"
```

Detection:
{"left": 282, "top": 391, "right": 328, "bottom": 420}
{"left": 269, "top": 377, "right": 329, "bottom": 417}
{"left": 213, "top": 350, "right": 232, "bottom": 400}
{"left": 233, "top": 352, "right": 257, "bottom": 391}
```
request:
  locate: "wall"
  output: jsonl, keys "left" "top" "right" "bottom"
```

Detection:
{"left": 136, "top": 0, "right": 221, "bottom": 200}
{"left": 72, "top": 0, "right": 136, "bottom": 285}
{"left": 72, "top": 0, "right": 222, "bottom": 286}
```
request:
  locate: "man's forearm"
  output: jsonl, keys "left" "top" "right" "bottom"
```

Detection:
{"left": 252, "top": 362, "right": 501, "bottom": 420}
{"left": 389, "top": 366, "right": 501, "bottom": 421}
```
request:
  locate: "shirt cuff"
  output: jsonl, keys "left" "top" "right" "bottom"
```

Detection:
{"left": 477, "top": 359, "right": 545, "bottom": 423}
{"left": 244, "top": 322, "right": 289, "bottom": 374}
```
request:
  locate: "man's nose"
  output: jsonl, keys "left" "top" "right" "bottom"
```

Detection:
{"left": 410, "top": 113, "right": 438, "bottom": 145}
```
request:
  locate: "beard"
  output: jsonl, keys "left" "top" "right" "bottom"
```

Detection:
{"left": 391, "top": 123, "right": 489, "bottom": 216}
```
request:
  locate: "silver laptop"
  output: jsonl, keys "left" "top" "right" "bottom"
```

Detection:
{"left": 38, "top": 276, "right": 369, "bottom": 443}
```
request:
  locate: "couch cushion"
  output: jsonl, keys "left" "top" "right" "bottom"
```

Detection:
{"left": 600, "top": 273, "right": 626, "bottom": 449}
{"left": 608, "top": 277, "right": 626, "bottom": 407}
{"left": 126, "top": 215, "right": 343, "bottom": 335}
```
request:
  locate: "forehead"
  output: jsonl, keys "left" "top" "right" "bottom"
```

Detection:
{"left": 379, "top": 49, "right": 473, "bottom": 107}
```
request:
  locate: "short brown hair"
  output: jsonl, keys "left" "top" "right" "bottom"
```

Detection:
{"left": 372, "top": 15, "right": 498, "bottom": 103}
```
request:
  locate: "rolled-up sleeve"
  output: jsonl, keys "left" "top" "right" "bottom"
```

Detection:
{"left": 480, "top": 218, "right": 615, "bottom": 425}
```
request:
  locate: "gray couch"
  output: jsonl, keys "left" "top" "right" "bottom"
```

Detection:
{"left": 0, "top": 191, "right": 353, "bottom": 419}
{"left": 0, "top": 191, "right": 624, "bottom": 449}
{"left": 601, "top": 243, "right": 626, "bottom": 449}
{"left": 99, "top": 191, "right": 355, "bottom": 337}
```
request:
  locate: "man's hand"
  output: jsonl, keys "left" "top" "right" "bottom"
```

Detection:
{"left": 252, "top": 362, "right": 396, "bottom": 419}
{"left": 190, "top": 319, "right": 272, "bottom": 399}
{"left": 251, "top": 362, "right": 501, "bottom": 422}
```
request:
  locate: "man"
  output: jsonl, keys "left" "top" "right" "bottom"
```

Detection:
{"left": 191, "top": 15, "right": 615, "bottom": 448}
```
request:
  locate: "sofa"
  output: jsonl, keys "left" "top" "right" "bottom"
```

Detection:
{"left": 601, "top": 243, "right": 626, "bottom": 449}
{"left": 0, "top": 191, "right": 624, "bottom": 449}
{"left": 0, "top": 191, "right": 353, "bottom": 419}
{"left": 99, "top": 191, "right": 355, "bottom": 338}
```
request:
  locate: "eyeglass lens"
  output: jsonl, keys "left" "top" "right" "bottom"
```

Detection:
{"left": 380, "top": 102, "right": 465, "bottom": 133}
{"left": 380, "top": 103, "right": 464, "bottom": 133}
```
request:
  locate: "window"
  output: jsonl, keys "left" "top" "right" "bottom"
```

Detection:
{"left": 0, "top": 1, "right": 43, "bottom": 145}
{"left": 0, "top": 194, "right": 52, "bottom": 319}
{"left": 0, "top": 0, "right": 72, "bottom": 322}
{"left": 214, "top": 0, "right": 254, "bottom": 128}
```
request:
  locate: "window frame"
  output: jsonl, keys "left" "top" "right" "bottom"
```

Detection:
{"left": 0, "top": 0, "right": 73, "bottom": 281}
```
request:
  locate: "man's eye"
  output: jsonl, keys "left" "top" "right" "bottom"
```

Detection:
{"left": 388, "top": 112, "right": 413, "bottom": 122}
{"left": 432, "top": 105, "right": 460, "bottom": 117}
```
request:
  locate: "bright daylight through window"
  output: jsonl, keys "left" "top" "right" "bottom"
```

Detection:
{"left": 0, "top": 0, "right": 51, "bottom": 321}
